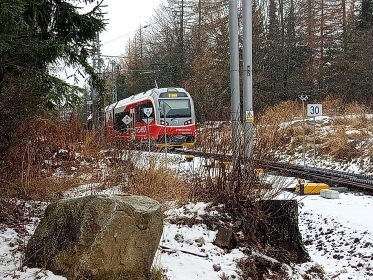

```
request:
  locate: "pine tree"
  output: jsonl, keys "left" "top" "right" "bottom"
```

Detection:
{"left": 0, "top": 0, "right": 106, "bottom": 153}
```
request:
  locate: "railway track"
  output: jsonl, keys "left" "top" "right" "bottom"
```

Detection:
{"left": 258, "top": 160, "right": 373, "bottom": 191}
{"left": 176, "top": 149, "right": 373, "bottom": 191}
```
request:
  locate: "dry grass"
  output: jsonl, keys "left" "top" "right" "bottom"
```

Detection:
{"left": 127, "top": 164, "right": 191, "bottom": 203}
{"left": 0, "top": 111, "right": 193, "bottom": 204}
{"left": 149, "top": 266, "right": 168, "bottom": 280}
{"left": 1, "top": 98, "right": 369, "bottom": 280}
{"left": 0, "top": 113, "right": 120, "bottom": 200}
{"left": 1, "top": 115, "right": 83, "bottom": 199}
{"left": 318, "top": 104, "right": 372, "bottom": 164}
{"left": 196, "top": 121, "right": 232, "bottom": 154}
{"left": 260, "top": 98, "right": 372, "bottom": 166}
{"left": 102, "top": 152, "right": 192, "bottom": 204}
{"left": 1, "top": 97, "right": 370, "bottom": 204}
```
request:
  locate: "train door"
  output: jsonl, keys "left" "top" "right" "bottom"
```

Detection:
{"left": 135, "top": 101, "right": 154, "bottom": 140}
{"left": 129, "top": 108, "right": 136, "bottom": 140}
{"left": 113, "top": 106, "right": 132, "bottom": 141}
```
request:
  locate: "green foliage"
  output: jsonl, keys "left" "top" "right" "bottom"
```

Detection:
{"left": 0, "top": 0, "right": 106, "bottom": 153}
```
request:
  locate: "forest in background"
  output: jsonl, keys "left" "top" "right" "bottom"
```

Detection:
{"left": 0, "top": 2, "right": 372, "bottom": 277}
{"left": 0, "top": 0, "right": 372, "bottom": 197}
{"left": 108, "top": 0, "right": 373, "bottom": 121}
{"left": 1, "top": 0, "right": 372, "bottom": 142}
{"left": 0, "top": 5, "right": 372, "bottom": 277}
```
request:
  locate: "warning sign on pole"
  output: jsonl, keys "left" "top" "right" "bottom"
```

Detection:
{"left": 245, "top": 110, "right": 254, "bottom": 123}
{"left": 143, "top": 107, "right": 153, "bottom": 117}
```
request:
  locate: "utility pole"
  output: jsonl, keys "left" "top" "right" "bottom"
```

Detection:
{"left": 242, "top": 0, "right": 254, "bottom": 160}
{"left": 91, "top": 33, "right": 103, "bottom": 130}
{"left": 198, "top": 0, "right": 201, "bottom": 47}
{"left": 229, "top": 0, "right": 241, "bottom": 174}
{"left": 180, "top": 0, "right": 184, "bottom": 81}
{"left": 299, "top": 95, "right": 309, "bottom": 167}
{"left": 110, "top": 59, "right": 117, "bottom": 103}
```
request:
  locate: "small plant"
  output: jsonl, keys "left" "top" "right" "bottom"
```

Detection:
{"left": 125, "top": 154, "right": 192, "bottom": 203}
{"left": 149, "top": 266, "right": 169, "bottom": 280}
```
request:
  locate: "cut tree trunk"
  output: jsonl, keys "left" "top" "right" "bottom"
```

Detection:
{"left": 257, "top": 199, "right": 310, "bottom": 263}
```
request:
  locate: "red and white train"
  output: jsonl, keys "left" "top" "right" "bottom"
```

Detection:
{"left": 104, "top": 87, "right": 196, "bottom": 148}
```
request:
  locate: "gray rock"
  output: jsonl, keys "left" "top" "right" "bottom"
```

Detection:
{"left": 25, "top": 194, "right": 163, "bottom": 280}
{"left": 214, "top": 226, "right": 235, "bottom": 249}
{"left": 213, "top": 263, "right": 221, "bottom": 271}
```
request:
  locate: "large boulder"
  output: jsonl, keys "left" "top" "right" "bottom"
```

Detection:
{"left": 25, "top": 194, "right": 163, "bottom": 280}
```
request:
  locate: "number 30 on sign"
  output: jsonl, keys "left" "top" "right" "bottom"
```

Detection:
{"left": 307, "top": 104, "right": 322, "bottom": 117}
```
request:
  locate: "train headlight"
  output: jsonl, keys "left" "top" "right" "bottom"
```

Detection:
{"left": 160, "top": 120, "right": 169, "bottom": 126}
{"left": 184, "top": 119, "right": 192, "bottom": 125}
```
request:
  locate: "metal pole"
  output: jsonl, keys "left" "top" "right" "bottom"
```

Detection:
{"left": 243, "top": 0, "right": 254, "bottom": 160}
{"left": 313, "top": 116, "right": 316, "bottom": 166}
{"left": 302, "top": 100, "right": 306, "bottom": 167}
{"left": 147, "top": 117, "right": 151, "bottom": 153}
{"left": 91, "top": 33, "right": 101, "bottom": 130}
{"left": 299, "top": 95, "right": 309, "bottom": 167}
{"left": 229, "top": 0, "right": 241, "bottom": 170}
{"left": 163, "top": 103, "right": 167, "bottom": 167}
{"left": 111, "top": 59, "right": 117, "bottom": 103}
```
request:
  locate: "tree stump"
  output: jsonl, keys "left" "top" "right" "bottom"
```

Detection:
{"left": 257, "top": 200, "right": 310, "bottom": 263}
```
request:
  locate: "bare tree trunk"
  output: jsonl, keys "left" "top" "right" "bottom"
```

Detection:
{"left": 342, "top": 0, "right": 347, "bottom": 50}
{"left": 319, "top": 0, "right": 325, "bottom": 89}
{"left": 257, "top": 200, "right": 310, "bottom": 263}
{"left": 234, "top": 199, "right": 310, "bottom": 264}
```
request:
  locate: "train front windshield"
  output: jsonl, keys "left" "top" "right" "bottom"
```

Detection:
{"left": 159, "top": 99, "right": 192, "bottom": 118}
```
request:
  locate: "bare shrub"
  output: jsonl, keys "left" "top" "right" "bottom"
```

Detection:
{"left": 196, "top": 121, "right": 232, "bottom": 154}
{"left": 255, "top": 101, "right": 302, "bottom": 159}
{"left": 189, "top": 113, "right": 299, "bottom": 261}
{"left": 0, "top": 114, "right": 108, "bottom": 200}
{"left": 191, "top": 100, "right": 301, "bottom": 204}
{"left": 125, "top": 156, "right": 191, "bottom": 204}
{"left": 81, "top": 130, "right": 105, "bottom": 159}
{"left": 322, "top": 96, "right": 344, "bottom": 116}
{"left": 318, "top": 126, "right": 360, "bottom": 162}
{"left": 237, "top": 254, "right": 288, "bottom": 280}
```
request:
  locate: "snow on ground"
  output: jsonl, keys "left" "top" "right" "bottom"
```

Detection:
{"left": 297, "top": 192, "right": 373, "bottom": 280}
{"left": 1, "top": 151, "right": 373, "bottom": 279}
{"left": 1, "top": 186, "right": 373, "bottom": 279}
{"left": 154, "top": 202, "right": 245, "bottom": 280}
{"left": 278, "top": 176, "right": 373, "bottom": 280}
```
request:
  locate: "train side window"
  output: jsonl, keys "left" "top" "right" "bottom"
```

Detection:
{"left": 136, "top": 101, "right": 154, "bottom": 122}
{"left": 114, "top": 111, "right": 129, "bottom": 132}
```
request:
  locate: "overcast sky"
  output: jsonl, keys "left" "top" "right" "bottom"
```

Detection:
{"left": 99, "top": 0, "right": 163, "bottom": 57}
{"left": 57, "top": 0, "right": 163, "bottom": 85}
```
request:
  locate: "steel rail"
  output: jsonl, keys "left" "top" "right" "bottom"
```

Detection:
{"left": 176, "top": 149, "right": 373, "bottom": 191}
{"left": 259, "top": 161, "right": 373, "bottom": 190}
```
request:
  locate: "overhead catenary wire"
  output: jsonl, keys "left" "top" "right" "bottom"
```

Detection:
{"left": 102, "top": 25, "right": 150, "bottom": 45}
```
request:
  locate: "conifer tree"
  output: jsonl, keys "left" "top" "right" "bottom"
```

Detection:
{"left": 0, "top": 0, "right": 106, "bottom": 152}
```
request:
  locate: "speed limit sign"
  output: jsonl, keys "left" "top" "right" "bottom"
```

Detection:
{"left": 307, "top": 104, "right": 322, "bottom": 117}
